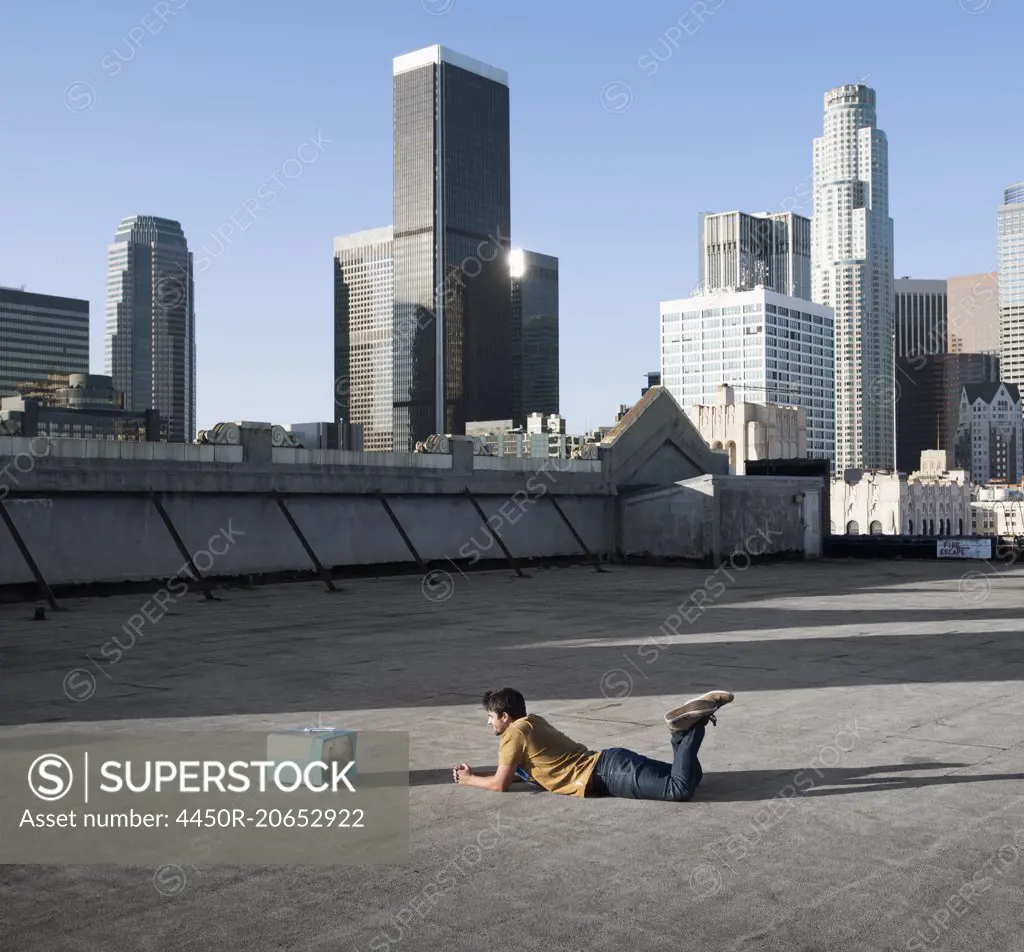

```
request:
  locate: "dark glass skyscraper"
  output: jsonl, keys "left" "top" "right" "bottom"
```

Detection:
{"left": 895, "top": 352, "right": 999, "bottom": 473}
{"left": 895, "top": 278, "right": 947, "bottom": 358}
{"left": 510, "top": 249, "right": 558, "bottom": 423}
{"left": 392, "top": 45, "right": 512, "bottom": 451}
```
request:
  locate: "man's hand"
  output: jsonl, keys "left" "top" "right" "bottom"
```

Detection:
{"left": 452, "top": 763, "right": 517, "bottom": 792}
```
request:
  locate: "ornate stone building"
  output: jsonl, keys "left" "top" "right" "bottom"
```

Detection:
{"left": 684, "top": 384, "right": 805, "bottom": 475}
{"left": 830, "top": 464, "right": 972, "bottom": 536}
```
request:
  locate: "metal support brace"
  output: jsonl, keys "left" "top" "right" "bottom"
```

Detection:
{"left": 544, "top": 493, "right": 607, "bottom": 573}
{"left": 377, "top": 492, "right": 426, "bottom": 572}
{"left": 149, "top": 492, "right": 216, "bottom": 601}
{"left": 273, "top": 492, "right": 337, "bottom": 592}
{"left": 463, "top": 487, "right": 526, "bottom": 578}
{"left": 0, "top": 500, "right": 59, "bottom": 610}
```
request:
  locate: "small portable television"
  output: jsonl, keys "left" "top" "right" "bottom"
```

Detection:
{"left": 265, "top": 726, "right": 357, "bottom": 788}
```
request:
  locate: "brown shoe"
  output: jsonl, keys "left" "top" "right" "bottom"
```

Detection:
{"left": 664, "top": 700, "right": 718, "bottom": 732}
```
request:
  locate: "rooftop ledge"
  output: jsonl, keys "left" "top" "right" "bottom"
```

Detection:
{"left": 0, "top": 435, "right": 602, "bottom": 473}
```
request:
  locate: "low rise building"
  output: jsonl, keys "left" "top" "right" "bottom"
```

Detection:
{"left": 0, "top": 373, "right": 164, "bottom": 441}
{"left": 282, "top": 421, "right": 364, "bottom": 451}
{"left": 466, "top": 409, "right": 626, "bottom": 459}
{"left": 971, "top": 485, "right": 1024, "bottom": 536}
{"left": 831, "top": 464, "right": 972, "bottom": 536}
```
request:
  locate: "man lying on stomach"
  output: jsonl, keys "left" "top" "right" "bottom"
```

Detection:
{"left": 452, "top": 686, "right": 733, "bottom": 801}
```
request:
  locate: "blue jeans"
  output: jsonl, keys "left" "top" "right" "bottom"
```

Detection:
{"left": 587, "top": 723, "right": 705, "bottom": 801}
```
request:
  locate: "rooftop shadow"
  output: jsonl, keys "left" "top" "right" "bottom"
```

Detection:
{"left": 694, "top": 762, "right": 1024, "bottom": 801}
{"left": 3, "top": 563, "right": 1024, "bottom": 726}
{"left": 395, "top": 763, "right": 1022, "bottom": 801}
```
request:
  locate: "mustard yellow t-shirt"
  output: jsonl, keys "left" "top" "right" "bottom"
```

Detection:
{"left": 497, "top": 714, "right": 600, "bottom": 797}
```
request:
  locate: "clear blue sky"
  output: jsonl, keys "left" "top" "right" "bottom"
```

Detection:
{"left": 0, "top": 0, "right": 1019, "bottom": 432}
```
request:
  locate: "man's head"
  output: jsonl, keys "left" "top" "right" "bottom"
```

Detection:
{"left": 482, "top": 688, "right": 526, "bottom": 735}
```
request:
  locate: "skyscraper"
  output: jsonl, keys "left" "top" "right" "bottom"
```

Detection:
{"left": 998, "top": 183, "right": 1024, "bottom": 387}
{"left": 510, "top": 248, "right": 558, "bottom": 423}
{"left": 699, "top": 211, "right": 811, "bottom": 300}
{"left": 895, "top": 278, "right": 947, "bottom": 358}
{"left": 334, "top": 227, "right": 394, "bottom": 452}
{"left": 812, "top": 84, "right": 894, "bottom": 471}
{"left": 0, "top": 288, "right": 89, "bottom": 398}
{"left": 392, "top": 45, "right": 513, "bottom": 451}
{"left": 106, "top": 216, "right": 195, "bottom": 442}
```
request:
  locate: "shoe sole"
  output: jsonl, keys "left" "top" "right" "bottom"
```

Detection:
{"left": 664, "top": 701, "right": 717, "bottom": 732}
{"left": 664, "top": 691, "right": 734, "bottom": 728}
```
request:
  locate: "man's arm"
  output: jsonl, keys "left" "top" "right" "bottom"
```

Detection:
{"left": 453, "top": 763, "right": 517, "bottom": 793}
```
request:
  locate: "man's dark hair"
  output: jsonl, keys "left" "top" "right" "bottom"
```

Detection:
{"left": 482, "top": 688, "right": 526, "bottom": 721}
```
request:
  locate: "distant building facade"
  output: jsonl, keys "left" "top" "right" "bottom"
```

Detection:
{"left": 895, "top": 352, "right": 1000, "bottom": 474}
{"left": 660, "top": 287, "right": 835, "bottom": 463}
{"left": 106, "top": 216, "right": 195, "bottom": 442}
{"left": 895, "top": 278, "right": 946, "bottom": 358}
{"left": 698, "top": 210, "right": 811, "bottom": 300}
{"left": 684, "top": 384, "right": 805, "bottom": 475}
{"left": 392, "top": 45, "right": 513, "bottom": 449}
{"left": 283, "top": 421, "right": 364, "bottom": 452}
{"left": 947, "top": 272, "right": 999, "bottom": 355}
{"left": 972, "top": 486, "right": 1024, "bottom": 536}
{"left": 0, "top": 374, "right": 164, "bottom": 441}
{"left": 510, "top": 248, "right": 558, "bottom": 425}
{"left": 998, "top": 183, "right": 1024, "bottom": 388}
{"left": 466, "top": 411, "right": 613, "bottom": 459}
{"left": 0, "top": 287, "right": 89, "bottom": 398}
{"left": 831, "top": 468, "right": 971, "bottom": 537}
{"left": 953, "top": 381, "right": 1023, "bottom": 483}
{"left": 334, "top": 227, "right": 394, "bottom": 452}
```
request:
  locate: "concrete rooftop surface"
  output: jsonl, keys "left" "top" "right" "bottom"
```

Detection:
{"left": 1, "top": 559, "right": 1023, "bottom": 951}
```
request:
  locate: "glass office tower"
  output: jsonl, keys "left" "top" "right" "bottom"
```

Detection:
{"left": 334, "top": 227, "right": 394, "bottom": 451}
{"left": 895, "top": 278, "right": 947, "bottom": 358}
{"left": 510, "top": 248, "right": 559, "bottom": 423}
{"left": 0, "top": 288, "right": 89, "bottom": 398}
{"left": 106, "top": 216, "right": 195, "bottom": 442}
{"left": 998, "top": 183, "right": 1024, "bottom": 388}
{"left": 660, "top": 287, "right": 836, "bottom": 463}
{"left": 392, "top": 45, "right": 512, "bottom": 451}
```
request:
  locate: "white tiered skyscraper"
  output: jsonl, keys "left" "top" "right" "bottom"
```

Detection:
{"left": 812, "top": 84, "right": 894, "bottom": 471}
{"left": 998, "top": 183, "right": 1024, "bottom": 387}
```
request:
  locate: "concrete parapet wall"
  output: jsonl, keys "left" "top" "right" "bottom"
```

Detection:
{"left": 0, "top": 431, "right": 617, "bottom": 588}
{"left": 0, "top": 436, "right": 244, "bottom": 465}
{"left": 0, "top": 491, "right": 617, "bottom": 587}
{"left": 0, "top": 407, "right": 779, "bottom": 593}
{"left": 271, "top": 447, "right": 454, "bottom": 469}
